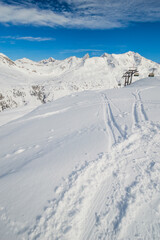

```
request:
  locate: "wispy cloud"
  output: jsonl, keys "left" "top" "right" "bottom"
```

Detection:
{"left": 0, "top": 1, "right": 160, "bottom": 29}
{"left": 61, "top": 49, "right": 103, "bottom": 54}
{"left": 1, "top": 36, "right": 55, "bottom": 42}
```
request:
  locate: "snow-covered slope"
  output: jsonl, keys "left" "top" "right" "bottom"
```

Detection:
{"left": 0, "top": 52, "right": 160, "bottom": 111}
{"left": 0, "top": 77, "right": 160, "bottom": 240}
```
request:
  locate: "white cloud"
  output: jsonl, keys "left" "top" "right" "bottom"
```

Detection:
{"left": 1, "top": 36, "right": 55, "bottom": 42}
{"left": 17, "top": 37, "right": 54, "bottom": 41}
{"left": 0, "top": 1, "right": 159, "bottom": 29}
{"left": 61, "top": 49, "right": 103, "bottom": 54}
{"left": 0, "top": 3, "right": 68, "bottom": 27}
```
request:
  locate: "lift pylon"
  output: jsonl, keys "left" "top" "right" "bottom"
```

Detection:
{"left": 122, "top": 68, "right": 139, "bottom": 86}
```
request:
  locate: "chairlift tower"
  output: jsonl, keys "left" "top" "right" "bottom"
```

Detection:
{"left": 122, "top": 72, "right": 130, "bottom": 86}
{"left": 122, "top": 67, "right": 139, "bottom": 86}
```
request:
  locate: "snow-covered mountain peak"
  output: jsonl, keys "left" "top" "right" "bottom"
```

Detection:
{"left": 65, "top": 55, "right": 79, "bottom": 61}
{"left": 101, "top": 53, "right": 111, "bottom": 58}
{"left": 39, "top": 57, "right": 55, "bottom": 64}
{"left": 0, "top": 53, "right": 16, "bottom": 66}
{"left": 122, "top": 51, "right": 143, "bottom": 59}
{"left": 83, "top": 53, "right": 90, "bottom": 60}
{"left": 48, "top": 57, "right": 55, "bottom": 62}
{"left": 123, "top": 51, "right": 136, "bottom": 56}
{"left": 15, "top": 57, "right": 37, "bottom": 64}
{"left": 0, "top": 53, "right": 8, "bottom": 58}
{"left": 62, "top": 56, "right": 81, "bottom": 67}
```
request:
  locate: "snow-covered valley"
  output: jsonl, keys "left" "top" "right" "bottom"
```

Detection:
{"left": 0, "top": 74, "right": 160, "bottom": 239}
{"left": 1, "top": 51, "right": 160, "bottom": 112}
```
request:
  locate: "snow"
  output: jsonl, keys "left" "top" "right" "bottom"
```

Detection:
{"left": 0, "top": 76, "right": 160, "bottom": 239}
{"left": 0, "top": 105, "right": 39, "bottom": 127}
{"left": 1, "top": 51, "right": 160, "bottom": 112}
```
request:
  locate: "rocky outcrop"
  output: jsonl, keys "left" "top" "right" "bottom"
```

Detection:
{"left": 0, "top": 86, "right": 49, "bottom": 112}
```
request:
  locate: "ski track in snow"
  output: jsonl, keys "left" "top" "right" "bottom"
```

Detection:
{"left": 25, "top": 89, "right": 160, "bottom": 240}
{"left": 102, "top": 94, "right": 126, "bottom": 145}
{"left": 132, "top": 89, "right": 148, "bottom": 127}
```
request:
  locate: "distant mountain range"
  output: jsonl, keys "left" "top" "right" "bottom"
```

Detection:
{"left": 0, "top": 51, "right": 160, "bottom": 111}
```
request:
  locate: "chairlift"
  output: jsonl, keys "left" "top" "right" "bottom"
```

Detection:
{"left": 148, "top": 68, "right": 156, "bottom": 77}
{"left": 148, "top": 72, "right": 154, "bottom": 77}
{"left": 134, "top": 72, "right": 139, "bottom": 77}
{"left": 129, "top": 67, "right": 137, "bottom": 71}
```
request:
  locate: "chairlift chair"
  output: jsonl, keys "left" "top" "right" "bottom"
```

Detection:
{"left": 134, "top": 72, "right": 139, "bottom": 77}
{"left": 148, "top": 68, "right": 156, "bottom": 77}
{"left": 148, "top": 72, "right": 154, "bottom": 77}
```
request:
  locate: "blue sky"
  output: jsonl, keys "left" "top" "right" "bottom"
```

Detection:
{"left": 0, "top": 0, "right": 160, "bottom": 62}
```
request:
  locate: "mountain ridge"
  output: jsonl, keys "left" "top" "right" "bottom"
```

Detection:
{"left": 0, "top": 51, "right": 160, "bottom": 112}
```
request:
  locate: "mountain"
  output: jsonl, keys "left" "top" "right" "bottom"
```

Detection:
{"left": 0, "top": 77, "right": 160, "bottom": 239}
{"left": 39, "top": 57, "right": 56, "bottom": 64}
{"left": 0, "top": 51, "right": 160, "bottom": 111}
{"left": 0, "top": 53, "right": 16, "bottom": 66}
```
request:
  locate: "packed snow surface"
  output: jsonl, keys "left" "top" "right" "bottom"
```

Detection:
{"left": 0, "top": 77, "right": 160, "bottom": 239}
